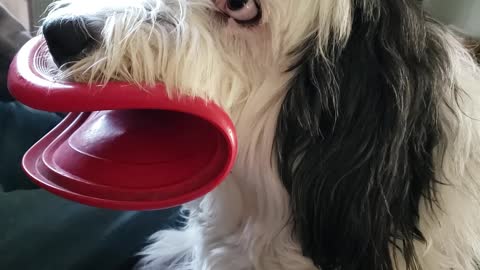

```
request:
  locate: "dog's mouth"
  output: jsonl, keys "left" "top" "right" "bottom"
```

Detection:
{"left": 216, "top": 0, "right": 262, "bottom": 27}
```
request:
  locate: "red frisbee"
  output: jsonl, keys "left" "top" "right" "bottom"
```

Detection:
{"left": 7, "top": 36, "right": 237, "bottom": 210}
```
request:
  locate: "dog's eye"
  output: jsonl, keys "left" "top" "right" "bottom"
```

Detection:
{"left": 225, "top": 0, "right": 260, "bottom": 24}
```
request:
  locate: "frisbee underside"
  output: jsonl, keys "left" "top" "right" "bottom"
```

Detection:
{"left": 8, "top": 36, "right": 237, "bottom": 210}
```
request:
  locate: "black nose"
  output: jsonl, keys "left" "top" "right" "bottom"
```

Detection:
{"left": 42, "top": 18, "right": 96, "bottom": 67}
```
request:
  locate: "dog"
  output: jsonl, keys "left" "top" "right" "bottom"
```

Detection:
{"left": 39, "top": 0, "right": 480, "bottom": 269}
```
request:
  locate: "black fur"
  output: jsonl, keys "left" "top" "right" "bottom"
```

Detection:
{"left": 275, "top": 1, "right": 454, "bottom": 269}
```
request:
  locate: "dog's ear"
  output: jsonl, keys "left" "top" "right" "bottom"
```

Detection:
{"left": 275, "top": 1, "right": 452, "bottom": 269}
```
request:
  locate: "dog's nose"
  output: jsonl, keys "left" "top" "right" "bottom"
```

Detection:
{"left": 42, "top": 18, "right": 95, "bottom": 67}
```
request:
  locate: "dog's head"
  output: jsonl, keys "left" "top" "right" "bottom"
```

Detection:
{"left": 41, "top": 0, "right": 462, "bottom": 269}
{"left": 41, "top": 0, "right": 354, "bottom": 110}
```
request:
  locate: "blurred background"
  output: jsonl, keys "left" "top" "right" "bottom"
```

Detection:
{"left": 424, "top": 0, "right": 480, "bottom": 39}
{"left": 0, "top": 0, "right": 49, "bottom": 31}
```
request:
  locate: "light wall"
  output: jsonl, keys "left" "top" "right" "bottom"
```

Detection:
{"left": 424, "top": 0, "right": 480, "bottom": 39}
{"left": 0, "top": 0, "right": 29, "bottom": 29}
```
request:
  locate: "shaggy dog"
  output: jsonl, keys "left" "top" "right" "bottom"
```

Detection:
{"left": 39, "top": 0, "right": 480, "bottom": 269}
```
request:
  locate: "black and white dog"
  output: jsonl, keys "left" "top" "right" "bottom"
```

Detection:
{"left": 40, "top": 0, "right": 480, "bottom": 269}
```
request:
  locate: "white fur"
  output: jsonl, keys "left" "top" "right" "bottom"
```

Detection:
{"left": 41, "top": 0, "right": 480, "bottom": 269}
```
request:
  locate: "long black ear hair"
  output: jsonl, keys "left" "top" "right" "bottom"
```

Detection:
{"left": 275, "top": 1, "right": 454, "bottom": 269}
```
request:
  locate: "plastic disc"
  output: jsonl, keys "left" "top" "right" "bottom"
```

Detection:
{"left": 8, "top": 36, "right": 237, "bottom": 210}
